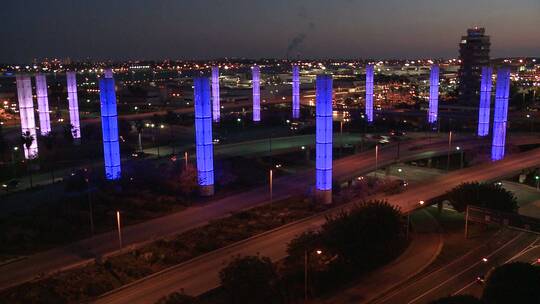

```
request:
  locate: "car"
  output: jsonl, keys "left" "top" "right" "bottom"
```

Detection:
{"left": 476, "top": 274, "right": 486, "bottom": 284}
{"left": 1, "top": 179, "right": 19, "bottom": 191}
{"left": 131, "top": 151, "right": 150, "bottom": 158}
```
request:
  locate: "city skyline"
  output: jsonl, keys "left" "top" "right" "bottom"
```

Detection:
{"left": 1, "top": 0, "right": 539, "bottom": 63}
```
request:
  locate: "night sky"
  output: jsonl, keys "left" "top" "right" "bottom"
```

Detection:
{"left": 1, "top": 0, "right": 539, "bottom": 63}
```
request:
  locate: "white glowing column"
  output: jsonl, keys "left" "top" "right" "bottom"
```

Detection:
{"left": 16, "top": 75, "right": 38, "bottom": 159}
{"left": 99, "top": 70, "right": 121, "bottom": 180}
{"left": 66, "top": 71, "right": 81, "bottom": 141}
{"left": 252, "top": 65, "right": 261, "bottom": 122}
{"left": 211, "top": 66, "right": 220, "bottom": 122}
{"left": 35, "top": 74, "right": 51, "bottom": 135}
{"left": 365, "top": 64, "right": 374, "bottom": 122}
{"left": 477, "top": 67, "right": 492, "bottom": 137}
{"left": 194, "top": 77, "right": 215, "bottom": 196}
{"left": 316, "top": 74, "right": 333, "bottom": 204}
{"left": 292, "top": 65, "right": 300, "bottom": 119}
{"left": 428, "top": 65, "right": 440, "bottom": 124}
{"left": 491, "top": 68, "right": 510, "bottom": 161}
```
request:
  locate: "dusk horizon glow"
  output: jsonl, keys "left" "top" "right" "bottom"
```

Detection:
{"left": 1, "top": 0, "right": 538, "bottom": 63}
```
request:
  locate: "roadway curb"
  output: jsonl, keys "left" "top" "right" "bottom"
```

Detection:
{"left": 92, "top": 194, "right": 389, "bottom": 302}
{"left": 362, "top": 209, "right": 444, "bottom": 304}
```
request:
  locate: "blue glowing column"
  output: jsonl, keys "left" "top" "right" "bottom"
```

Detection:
{"left": 292, "top": 65, "right": 300, "bottom": 119}
{"left": 428, "top": 65, "right": 440, "bottom": 124}
{"left": 365, "top": 64, "right": 374, "bottom": 122}
{"left": 194, "top": 77, "right": 215, "bottom": 196}
{"left": 491, "top": 68, "right": 510, "bottom": 161}
{"left": 66, "top": 71, "right": 81, "bottom": 142}
{"left": 316, "top": 74, "right": 333, "bottom": 204}
{"left": 211, "top": 66, "right": 220, "bottom": 122}
{"left": 35, "top": 74, "right": 51, "bottom": 135}
{"left": 99, "top": 72, "right": 121, "bottom": 180}
{"left": 16, "top": 75, "right": 39, "bottom": 159}
{"left": 477, "top": 67, "right": 493, "bottom": 137}
{"left": 252, "top": 66, "right": 261, "bottom": 122}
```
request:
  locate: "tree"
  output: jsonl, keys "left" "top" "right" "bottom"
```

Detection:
{"left": 445, "top": 182, "right": 518, "bottom": 213}
{"left": 321, "top": 200, "right": 405, "bottom": 268}
{"left": 0, "top": 122, "right": 9, "bottom": 161}
{"left": 20, "top": 131, "right": 34, "bottom": 152}
{"left": 219, "top": 255, "right": 281, "bottom": 304}
{"left": 41, "top": 132, "right": 57, "bottom": 151}
{"left": 63, "top": 123, "right": 74, "bottom": 143}
{"left": 430, "top": 295, "right": 482, "bottom": 304}
{"left": 482, "top": 262, "right": 540, "bottom": 304}
{"left": 156, "top": 292, "right": 198, "bottom": 304}
{"left": 179, "top": 164, "right": 198, "bottom": 195}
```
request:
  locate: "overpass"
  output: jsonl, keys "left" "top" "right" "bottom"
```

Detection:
{"left": 1, "top": 133, "right": 539, "bottom": 292}
{"left": 93, "top": 147, "right": 540, "bottom": 304}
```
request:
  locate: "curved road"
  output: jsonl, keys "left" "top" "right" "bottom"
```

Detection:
{"left": 93, "top": 147, "right": 540, "bottom": 304}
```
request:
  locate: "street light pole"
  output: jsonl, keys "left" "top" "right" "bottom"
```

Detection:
{"left": 340, "top": 120, "right": 343, "bottom": 157}
{"left": 269, "top": 169, "right": 273, "bottom": 203}
{"left": 447, "top": 131, "right": 452, "bottom": 171}
{"left": 87, "top": 178, "right": 94, "bottom": 236}
{"left": 116, "top": 211, "right": 122, "bottom": 249}
{"left": 184, "top": 151, "right": 188, "bottom": 169}
{"left": 375, "top": 144, "right": 379, "bottom": 177}
{"left": 304, "top": 249, "right": 308, "bottom": 303}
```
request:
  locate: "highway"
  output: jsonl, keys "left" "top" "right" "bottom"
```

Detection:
{"left": 372, "top": 230, "right": 538, "bottom": 304}
{"left": 454, "top": 240, "right": 540, "bottom": 299}
{"left": 0, "top": 134, "right": 467, "bottom": 291}
{"left": 0, "top": 132, "right": 365, "bottom": 194}
{"left": 93, "top": 147, "right": 540, "bottom": 304}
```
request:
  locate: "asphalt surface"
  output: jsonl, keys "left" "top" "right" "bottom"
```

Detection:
{"left": 372, "top": 230, "right": 538, "bottom": 304}
{"left": 93, "top": 147, "right": 540, "bottom": 304}
{"left": 0, "top": 134, "right": 456, "bottom": 291}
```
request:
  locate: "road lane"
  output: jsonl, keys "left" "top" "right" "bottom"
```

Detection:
{"left": 94, "top": 148, "right": 540, "bottom": 304}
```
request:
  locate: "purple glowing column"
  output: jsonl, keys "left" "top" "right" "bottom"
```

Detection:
{"left": 99, "top": 71, "right": 121, "bottom": 180}
{"left": 491, "top": 68, "right": 510, "bottom": 161}
{"left": 16, "top": 75, "right": 39, "bottom": 159}
{"left": 292, "top": 65, "right": 300, "bottom": 119}
{"left": 211, "top": 66, "right": 220, "bottom": 122}
{"left": 477, "top": 67, "right": 493, "bottom": 137}
{"left": 365, "top": 64, "right": 374, "bottom": 122}
{"left": 66, "top": 71, "right": 81, "bottom": 141}
{"left": 35, "top": 74, "right": 51, "bottom": 135}
{"left": 194, "top": 77, "right": 215, "bottom": 196}
{"left": 428, "top": 65, "right": 440, "bottom": 124}
{"left": 315, "top": 74, "right": 333, "bottom": 204}
{"left": 252, "top": 66, "right": 261, "bottom": 122}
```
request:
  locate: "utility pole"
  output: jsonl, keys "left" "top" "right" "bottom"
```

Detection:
{"left": 447, "top": 131, "right": 452, "bottom": 171}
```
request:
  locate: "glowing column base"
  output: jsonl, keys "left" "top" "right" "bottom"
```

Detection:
{"left": 315, "top": 189, "right": 332, "bottom": 205}
{"left": 200, "top": 184, "right": 215, "bottom": 197}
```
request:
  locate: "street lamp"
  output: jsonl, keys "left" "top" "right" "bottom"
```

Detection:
{"left": 535, "top": 175, "right": 539, "bottom": 190}
{"left": 305, "top": 249, "right": 323, "bottom": 302}
{"left": 116, "top": 211, "right": 123, "bottom": 249}
{"left": 456, "top": 146, "right": 464, "bottom": 169}
{"left": 375, "top": 144, "right": 379, "bottom": 177}
{"left": 419, "top": 200, "right": 425, "bottom": 205}
{"left": 269, "top": 169, "right": 273, "bottom": 203}
{"left": 447, "top": 131, "right": 452, "bottom": 171}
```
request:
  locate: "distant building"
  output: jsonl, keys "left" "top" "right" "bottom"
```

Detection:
{"left": 458, "top": 27, "right": 490, "bottom": 103}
